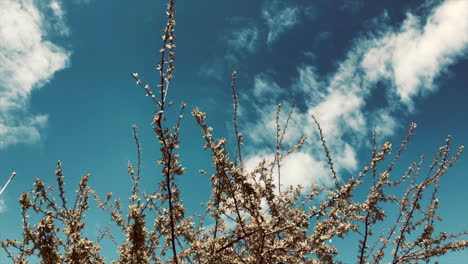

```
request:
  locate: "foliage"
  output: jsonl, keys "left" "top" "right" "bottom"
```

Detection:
{"left": 1, "top": 0, "right": 467, "bottom": 263}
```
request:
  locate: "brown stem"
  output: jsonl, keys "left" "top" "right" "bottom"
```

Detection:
{"left": 358, "top": 212, "right": 370, "bottom": 264}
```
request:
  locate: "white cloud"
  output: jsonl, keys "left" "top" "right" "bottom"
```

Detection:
{"left": 50, "top": 0, "right": 64, "bottom": 17}
{"left": 372, "top": 110, "right": 399, "bottom": 137}
{"left": 334, "top": 143, "right": 358, "bottom": 172}
{"left": 245, "top": 152, "right": 332, "bottom": 191}
{"left": 361, "top": 0, "right": 468, "bottom": 108}
{"left": 310, "top": 90, "right": 366, "bottom": 138}
{"left": 242, "top": 0, "right": 468, "bottom": 189}
{"left": 0, "top": 0, "right": 70, "bottom": 148}
{"left": 278, "top": 152, "right": 332, "bottom": 187}
{"left": 262, "top": 0, "right": 300, "bottom": 44}
{"left": 242, "top": 55, "right": 367, "bottom": 186}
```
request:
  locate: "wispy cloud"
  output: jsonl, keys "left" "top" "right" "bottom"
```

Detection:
{"left": 252, "top": 73, "right": 283, "bottom": 99}
{"left": 242, "top": 0, "right": 468, "bottom": 190}
{"left": 262, "top": 0, "right": 300, "bottom": 45}
{"left": 0, "top": 199, "right": 5, "bottom": 214}
{"left": 200, "top": 18, "right": 259, "bottom": 81}
{"left": 48, "top": 0, "right": 70, "bottom": 36}
{"left": 0, "top": 115, "right": 48, "bottom": 149}
{"left": 341, "top": 0, "right": 365, "bottom": 14}
{"left": 201, "top": 0, "right": 304, "bottom": 80}
{"left": 227, "top": 26, "right": 259, "bottom": 53}
{"left": 0, "top": 0, "right": 70, "bottom": 149}
{"left": 239, "top": 73, "right": 287, "bottom": 145}
{"left": 72, "top": 0, "right": 91, "bottom": 5}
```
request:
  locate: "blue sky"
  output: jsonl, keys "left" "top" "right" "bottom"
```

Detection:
{"left": 0, "top": 0, "right": 467, "bottom": 262}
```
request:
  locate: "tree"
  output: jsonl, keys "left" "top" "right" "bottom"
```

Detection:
{"left": 1, "top": 0, "right": 466, "bottom": 263}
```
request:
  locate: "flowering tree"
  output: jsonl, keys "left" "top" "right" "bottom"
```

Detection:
{"left": 1, "top": 0, "right": 466, "bottom": 263}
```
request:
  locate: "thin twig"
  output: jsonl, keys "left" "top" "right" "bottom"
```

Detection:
{"left": 132, "top": 125, "right": 142, "bottom": 178}
{"left": 231, "top": 71, "right": 243, "bottom": 168}
{"left": 311, "top": 114, "right": 340, "bottom": 189}
{"left": 275, "top": 104, "right": 282, "bottom": 193}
